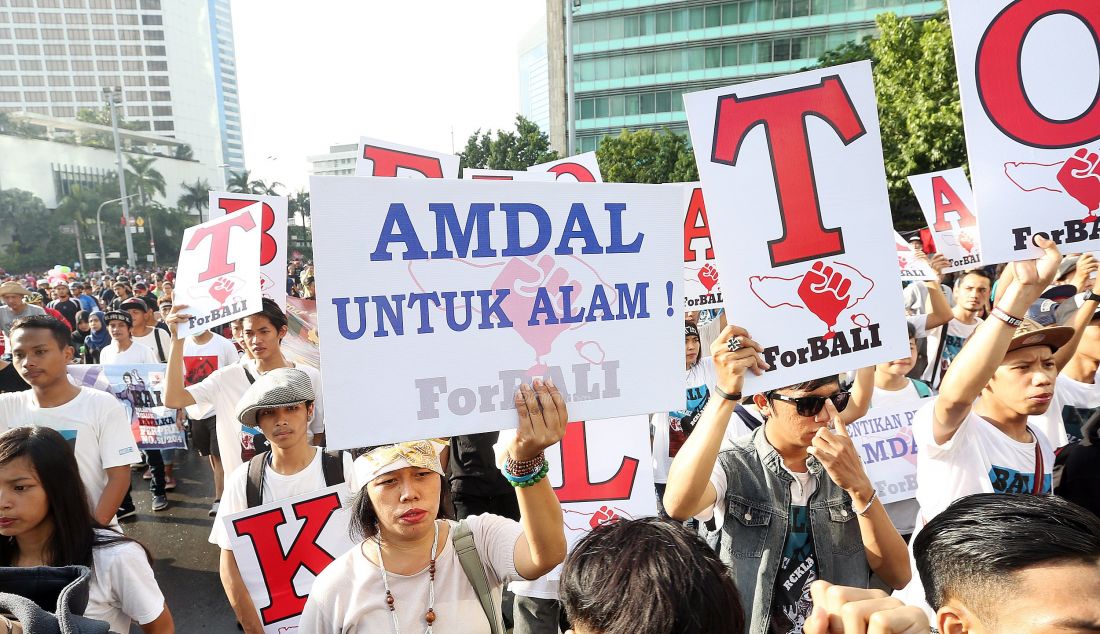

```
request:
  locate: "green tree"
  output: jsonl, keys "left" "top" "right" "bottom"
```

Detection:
{"left": 174, "top": 144, "right": 194, "bottom": 161}
{"left": 125, "top": 155, "right": 166, "bottom": 213}
{"left": 288, "top": 189, "right": 309, "bottom": 223}
{"left": 596, "top": 128, "right": 698, "bottom": 183}
{"left": 227, "top": 169, "right": 283, "bottom": 195}
{"left": 459, "top": 115, "right": 558, "bottom": 172}
{"left": 76, "top": 106, "right": 144, "bottom": 131}
{"left": 0, "top": 188, "right": 77, "bottom": 272}
{"left": 177, "top": 178, "right": 211, "bottom": 223}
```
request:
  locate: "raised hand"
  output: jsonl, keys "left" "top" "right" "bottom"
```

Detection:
{"left": 807, "top": 399, "right": 873, "bottom": 497}
{"left": 1057, "top": 148, "right": 1100, "bottom": 220}
{"left": 496, "top": 255, "right": 582, "bottom": 368}
{"left": 798, "top": 261, "right": 852, "bottom": 339}
{"left": 804, "top": 581, "right": 929, "bottom": 634}
{"left": 1010, "top": 235, "right": 1062, "bottom": 297}
{"left": 708, "top": 324, "right": 768, "bottom": 395}
{"left": 163, "top": 303, "right": 192, "bottom": 340}
{"left": 509, "top": 378, "right": 568, "bottom": 461}
{"left": 208, "top": 276, "right": 236, "bottom": 306}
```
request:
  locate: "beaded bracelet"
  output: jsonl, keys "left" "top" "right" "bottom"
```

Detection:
{"left": 505, "top": 460, "right": 550, "bottom": 488}
{"left": 502, "top": 457, "right": 547, "bottom": 484}
{"left": 505, "top": 452, "right": 546, "bottom": 478}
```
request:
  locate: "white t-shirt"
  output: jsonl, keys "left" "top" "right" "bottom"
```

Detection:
{"left": 87, "top": 533, "right": 166, "bottom": 633}
{"left": 182, "top": 333, "right": 240, "bottom": 420}
{"left": 187, "top": 359, "right": 325, "bottom": 477}
{"left": 299, "top": 515, "right": 523, "bottom": 634}
{"left": 99, "top": 341, "right": 157, "bottom": 365}
{"left": 132, "top": 327, "right": 171, "bottom": 363}
{"left": 870, "top": 382, "right": 929, "bottom": 410}
{"left": 651, "top": 357, "right": 718, "bottom": 485}
{"left": 1029, "top": 374, "right": 1100, "bottom": 448}
{"left": 921, "top": 317, "right": 982, "bottom": 388}
{"left": 907, "top": 314, "right": 929, "bottom": 339}
{"left": 0, "top": 388, "right": 139, "bottom": 512}
{"left": 210, "top": 448, "right": 356, "bottom": 548}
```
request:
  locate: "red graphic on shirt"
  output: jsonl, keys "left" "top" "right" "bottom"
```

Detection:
{"left": 183, "top": 355, "right": 218, "bottom": 387}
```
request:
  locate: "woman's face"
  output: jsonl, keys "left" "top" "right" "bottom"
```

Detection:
{"left": 367, "top": 467, "right": 441, "bottom": 541}
{"left": 0, "top": 455, "right": 50, "bottom": 539}
{"left": 89, "top": 316, "right": 102, "bottom": 331}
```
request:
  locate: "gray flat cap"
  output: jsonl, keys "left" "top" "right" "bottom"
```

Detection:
{"left": 235, "top": 367, "right": 316, "bottom": 428}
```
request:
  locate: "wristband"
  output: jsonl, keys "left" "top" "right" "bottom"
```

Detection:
{"left": 990, "top": 306, "right": 1023, "bottom": 328}
{"left": 854, "top": 489, "right": 878, "bottom": 517}
{"left": 504, "top": 452, "right": 545, "bottom": 477}
{"left": 713, "top": 385, "right": 742, "bottom": 402}
{"left": 1085, "top": 291, "right": 1100, "bottom": 304}
{"left": 505, "top": 460, "right": 550, "bottom": 487}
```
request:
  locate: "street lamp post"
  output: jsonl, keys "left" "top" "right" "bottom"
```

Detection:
{"left": 565, "top": 0, "right": 577, "bottom": 156}
{"left": 96, "top": 194, "right": 137, "bottom": 272}
{"left": 104, "top": 86, "right": 136, "bottom": 269}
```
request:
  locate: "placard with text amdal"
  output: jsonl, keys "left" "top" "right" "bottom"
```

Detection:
{"left": 684, "top": 61, "right": 908, "bottom": 394}
{"left": 950, "top": 1, "right": 1100, "bottom": 262}
{"left": 310, "top": 177, "right": 683, "bottom": 448}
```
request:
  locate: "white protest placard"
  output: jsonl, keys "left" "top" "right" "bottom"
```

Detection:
{"left": 208, "top": 192, "right": 288, "bottom": 308}
{"left": 684, "top": 61, "right": 908, "bottom": 394}
{"left": 894, "top": 232, "right": 937, "bottom": 281}
{"left": 309, "top": 177, "right": 683, "bottom": 448}
{"left": 847, "top": 400, "right": 929, "bottom": 504}
{"left": 950, "top": 1, "right": 1100, "bottom": 262}
{"left": 907, "top": 168, "right": 983, "bottom": 272}
{"left": 174, "top": 204, "right": 264, "bottom": 338}
{"left": 224, "top": 485, "right": 355, "bottom": 634}
{"left": 496, "top": 415, "right": 656, "bottom": 580}
{"left": 67, "top": 364, "right": 185, "bottom": 451}
{"left": 463, "top": 168, "right": 554, "bottom": 181}
{"left": 528, "top": 152, "right": 603, "bottom": 182}
{"left": 355, "top": 136, "right": 460, "bottom": 179}
{"left": 681, "top": 183, "right": 724, "bottom": 310}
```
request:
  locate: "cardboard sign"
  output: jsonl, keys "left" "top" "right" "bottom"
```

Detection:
{"left": 684, "top": 61, "right": 908, "bottom": 393}
{"left": 950, "top": 1, "right": 1100, "bottom": 262}
{"left": 846, "top": 400, "right": 930, "bottom": 504}
{"left": 284, "top": 295, "right": 320, "bottom": 369}
{"left": 174, "top": 204, "right": 264, "bottom": 338}
{"left": 225, "top": 485, "right": 355, "bottom": 634}
{"left": 894, "top": 232, "right": 937, "bottom": 281}
{"left": 208, "top": 192, "right": 289, "bottom": 309}
{"left": 495, "top": 415, "right": 657, "bottom": 581}
{"left": 463, "top": 168, "right": 554, "bottom": 181}
{"left": 681, "top": 184, "right": 724, "bottom": 310}
{"left": 355, "top": 136, "right": 460, "bottom": 179}
{"left": 528, "top": 152, "right": 603, "bottom": 182}
{"left": 309, "top": 177, "right": 683, "bottom": 448}
{"left": 67, "top": 364, "right": 186, "bottom": 450}
{"left": 907, "top": 168, "right": 983, "bottom": 272}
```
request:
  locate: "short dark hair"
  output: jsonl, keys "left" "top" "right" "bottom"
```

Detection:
{"left": 958, "top": 269, "right": 992, "bottom": 285}
{"left": 561, "top": 517, "right": 744, "bottom": 634}
{"left": 906, "top": 320, "right": 917, "bottom": 340}
{"left": 914, "top": 493, "right": 1100, "bottom": 620}
{"left": 349, "top": 471, "right": 455, "bottom": 540}
{"left": 771, "top": 375, "right": 839, "bottom": 396}
{"left": 10, "top": 315, "right": 72, "bottom": 351}
{"left": 243, "top": 297, "right": 288, "bottom": 333}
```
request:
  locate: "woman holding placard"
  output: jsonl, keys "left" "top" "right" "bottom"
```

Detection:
{"left": 300, "top": 378, "right": 568, "bottom": 634}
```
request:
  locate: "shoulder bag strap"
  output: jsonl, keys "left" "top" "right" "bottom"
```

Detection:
{"left": 320, "top": 450, "right": 345, "bottom": 487}
{"left": 928, "top": 323, "right": 950, "bottom": 388}
{"left": 153, "top": 328, "right": 167, "bottom": 363}
{"left": 242, "top": 364, "right": 256, "bottom": 385}
{"left": 451, "top": 519, "right": 502, "bottom": 634}
{"left": 1031, "top": 430, "right": 1045, "bottom": 495}
{"left": 245, "top": 451, "right": 269, "bottom": 508}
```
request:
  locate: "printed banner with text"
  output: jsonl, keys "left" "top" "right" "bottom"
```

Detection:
{"left": 174, "top": 204, "right": 264, "bottom": 338}
{"left": 208, "top": 192, "right": 288, "bottom": 308}
{"left": 684, "top": 61, "right": 909, "bottom": 393}
{"left": 907, "top": 168, "right": 983, "bottom": 272}
{"left": 355, "top": 136, "right": 460, "bottom": 179}
{"left": 681, "top": 184, "right": 724, "bottom": 310}
{"left": 67, "top": 364, "right": 185, "bottom": 450}
{"left": 950, "top": 1, "right": 1100, "bottom": 262}
{"left": 309, "top": 177, "right": 683, "bottom": 448}
{"left": 224, "top": 485, "right": 355, "bottom": 634}
{"left": 847, "top": 400, "right": 929, "bottom": 504}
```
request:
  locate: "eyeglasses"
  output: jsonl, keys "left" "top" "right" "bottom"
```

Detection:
{"left": 768, "top": 390, "right": 851, "bottom": 417}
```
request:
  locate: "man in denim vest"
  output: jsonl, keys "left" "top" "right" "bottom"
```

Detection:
{"left": 663, "top": 325, "right": 910, "bottom": 633}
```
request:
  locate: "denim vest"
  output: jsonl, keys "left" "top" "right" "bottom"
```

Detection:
{"left": 705, "top": 426, "right": 871, "bottom": 633}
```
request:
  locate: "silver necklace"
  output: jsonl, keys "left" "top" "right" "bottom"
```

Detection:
{"left": 377, "top": 520, "right": 439, "bottom": 634}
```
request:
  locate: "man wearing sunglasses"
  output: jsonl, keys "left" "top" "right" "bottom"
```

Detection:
{"left": 663, "top": 327, "right": 910, "bottom": 633}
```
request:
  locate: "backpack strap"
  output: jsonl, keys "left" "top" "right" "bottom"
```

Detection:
{"left": 451, "top": 520, "right": 502, "bottom": 634}
{"left": 320, "top": 451, "right": 345, "bottom": 487}
{"left": 928, "top": 323, "right": 950, "bottom": 389}
{"left": 244, "top": 451, "right": 269, "bottom": 508}
{"left": 909, "top": 378, "right": 933, "bottom": 398}
{"left": 153, "top": 327, "right": 167, "bottom": 363}
{"left": 242, "top": 364, "right": 257, "bottom": 385}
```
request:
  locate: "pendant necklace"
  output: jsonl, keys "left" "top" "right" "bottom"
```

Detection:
{"left": 377, "top": 520, "right": 439, "bottom": 633}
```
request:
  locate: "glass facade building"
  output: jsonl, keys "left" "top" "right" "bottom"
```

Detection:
{"left": 570, "top": 0, "right": 943, "bottom": 152}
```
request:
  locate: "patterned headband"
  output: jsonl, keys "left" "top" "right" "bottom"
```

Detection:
{"left": 354, "top": 439, "right": 448, "bottom": 484}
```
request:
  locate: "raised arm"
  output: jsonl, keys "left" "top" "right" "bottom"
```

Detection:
{"left": 1054, "top": 272, "right": 1100, "bottom": 371}
{"left": 922, "top": 254, "right": 954, "bottom": 330}
{"left": 663, "top": 325, "right": 768, "bottom": 520}
{"left": 933, "top": 237, "right": 1062, "bottom": 444}
{"left": 162, "top": 304, "right": 196, "bottom": 409}
{"left": 839, "top": 366, "right": 874, "bottom": 425}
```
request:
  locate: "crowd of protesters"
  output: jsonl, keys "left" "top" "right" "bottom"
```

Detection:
{"left": 0, "top": 236, "right": 1098, "bottom": 634}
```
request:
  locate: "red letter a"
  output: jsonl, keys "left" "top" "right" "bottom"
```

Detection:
{"left": 930, "top": 176, "right": 977, "bottom": 232}
{"left": 683, "top": 187, "right": 714, "bottom": 262}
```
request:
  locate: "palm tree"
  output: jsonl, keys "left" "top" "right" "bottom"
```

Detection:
{"left": 227, "top": 169, "right": 284, "bottom": 195}
{"left": 125, "top": 155, "right": 166, "bottom": 212}
{"left": 288, "top": 189, "right": 309, "bottom": 225}
{"left": 177, "top": 178, "right": 211, "bottom": 223}
{"left": 56, "top": 184, "right": 104, "bottom": 272}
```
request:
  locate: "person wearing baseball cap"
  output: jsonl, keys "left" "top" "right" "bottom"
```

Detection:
{"left": 99, "top": 310, "right": 156, "bottom": 365}
{"left": 210, "top": 368, "right": 355, "bottom": 633}
{"left": 0, "top": 281, "right": 45, "bottom": 356}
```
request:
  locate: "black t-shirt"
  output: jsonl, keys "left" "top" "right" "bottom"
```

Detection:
{"left": 49, "top": 298, "right": 81, "bottom": 330}
{"left": 0, "top": 363, "right": 30, "bottom": 393}
{"left": 447, "top": 432, "right": 513, "bottom": 497}
{"left": 769, "top": 504, "right": 818, "bottom": 634}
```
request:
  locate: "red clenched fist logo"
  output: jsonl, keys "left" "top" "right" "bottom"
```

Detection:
{"left": 798, "top": 261, "right": 851, "bottom": 340}
{"left": 1057, "top": 148, "right": 1100, "bottom": 221}
{"left": 208, "top": 277, "right": 236, "bottom": 306}
{"left": 958, "top": 230, "right": 975, "bottom": 254}
{"left": 697, "top": 263, "right": 719, "bottom": 292}
{"left": 589, "top": 505, "right": 621, "bottom": 529}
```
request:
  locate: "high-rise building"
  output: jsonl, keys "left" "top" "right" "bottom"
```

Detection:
{"left": 518, "top": 17, "right": 550, "bottom": 135}
{"left": 547, "top": 0, "right": 943, "bottom": 154}
{"left": 0, "top": 0, "right": 242, "bottom": 187}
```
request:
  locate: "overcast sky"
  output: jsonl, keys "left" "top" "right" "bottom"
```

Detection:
{"left": 232, "top": 0, "right": 547, "bottom": 192}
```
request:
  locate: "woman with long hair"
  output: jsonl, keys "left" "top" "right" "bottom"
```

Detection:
{"left": 0, "top": 426, "right": 174, "bottom": 633}
{"left": 301, "top": 379, "right": 568, "bottom": 633}
{"left": 81, "top": 310, "right": 111, "bottom": 364}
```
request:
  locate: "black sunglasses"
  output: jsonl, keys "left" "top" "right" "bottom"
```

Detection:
{"left": 768, "top": 390, "right": 851, "bottom": 417}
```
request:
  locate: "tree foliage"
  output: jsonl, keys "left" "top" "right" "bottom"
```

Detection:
{"left": 227, "top": 169, "right": 283, "bottom": 195}
{"left": 0, "top": 188, "right": 76, "bottom": 272}
{"left": 459, "top": 115, "right": 558, "bottom": 172}
{"left": 177, "top": 178, "right": 211, "bottom": 223}
{"left": 596, "top": 128, "right": 698, "bottom": 184}
{"left": 125, "top": 155, "right": 166, "bottom": 212}
{"left": 76, "top": 106, "right": 144, "bottom": 131}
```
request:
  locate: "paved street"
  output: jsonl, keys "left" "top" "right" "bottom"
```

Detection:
{"left": 119, "top": 449, "right": 237, "bottom": 633}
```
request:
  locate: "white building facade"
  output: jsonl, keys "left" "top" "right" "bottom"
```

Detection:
{"left": 307, "top": 142, "right": 357, "bottom": 178}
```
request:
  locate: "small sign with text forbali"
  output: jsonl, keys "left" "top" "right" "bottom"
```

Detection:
{"left": 225, "top": 485, "right": 355, "bottom": 634}
{"left": 908, "top": 168, "right": 983, "bottom": 273}
{"left": 309, "top": 177, "right": 683, "bottom": 449}
{"left": 949, "top": 0, "right": 1100, "bottom": 262}
{"left": 894, "top": 232, "right": 938, "bottom": 281}
{"left": 174, "top": 204, "right": 264, "bottom": 338}
{"left": 355, "top": 136, "right": 460, "bottom": 179}
{"left": 208, "top": 191, "right": 288, "bottom": 309}
{"left": 684, "top": 61, "right": 908, "bottom": 393}
{"left": 681, "top": 184, "right": 724, "bottom": 310}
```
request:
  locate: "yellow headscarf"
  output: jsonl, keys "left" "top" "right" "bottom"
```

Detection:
{"left": 354, "top": 438, "right": 448, "bottom": 484}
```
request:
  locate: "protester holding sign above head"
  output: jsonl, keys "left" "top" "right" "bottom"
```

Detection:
{"left": 0, "top": 426, "right": 175, "bottom": 634}
{"left": 663, "top": 325, "right": 911, "bottom": 633}
{"left": 301, "top": 378, "right": 569, "bottom": 634}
